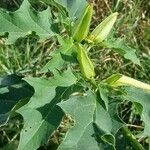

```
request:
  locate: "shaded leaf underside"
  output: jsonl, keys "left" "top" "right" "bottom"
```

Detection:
{"left": 0, "top": 74, "right": 34, "bottom": 125}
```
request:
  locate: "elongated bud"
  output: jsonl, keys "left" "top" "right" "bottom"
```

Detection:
{"left": 88, "top": 12, "right": 118, "bottom": 43}
{"left": 105, "top": 74, "right": 150, "bottom": 91}
{"left": 72, "top": 4, "right": 93, "bottom": 42}
{"left": 76, "top": 44, "right": 95, "bottom": 79}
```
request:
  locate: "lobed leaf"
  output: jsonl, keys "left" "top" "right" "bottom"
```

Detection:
{"left": 123, "top": 87, "right": 150, "bottom": 137}
{"left": 58, "top": 90, "right": 123, "bottom": 149}
{"left": 0, "top": 0, "right": 54, "bottom": 44}
{"left": 16, "top": 68, "right": 77, "bottom": 150}
{"left": 102, "top": 38, "right": 141, "bottom": 65}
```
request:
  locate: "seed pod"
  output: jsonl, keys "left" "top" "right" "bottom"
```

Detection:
{"left": 76, "top": 44, "right": 95, "bottom": 79}
{"left": 72, "top": 4, "right": 93, "bottom": 42}
{"left": 88, "top": 12, "right": 118, "bottom": 43}
{"left": 105, "top": 74, "right": 150, "bottom": 91}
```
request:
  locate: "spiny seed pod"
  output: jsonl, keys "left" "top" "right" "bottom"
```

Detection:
{"left": 105, "top": 74, "right": 150, "bottom": 91}
{"left": 88, "top": 12, "right": 118, "bottom": 43}
{"left": 76, "top": 44, "right": 95, "bottom": 79}
{"left": 72, "top": 4, "right": 93, "bottom": 42}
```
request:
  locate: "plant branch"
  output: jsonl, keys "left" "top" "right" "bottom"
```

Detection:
{"left": 121, "top": 127, "right": 145, "bottom": 150}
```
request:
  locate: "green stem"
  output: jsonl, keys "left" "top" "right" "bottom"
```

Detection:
{"left": 90, "top": 78, "right": 97, "bottom": 90}
{"left": 121, "top": 127, "right": 145, "bottom": 150}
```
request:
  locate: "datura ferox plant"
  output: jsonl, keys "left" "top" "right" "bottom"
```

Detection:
{"left": 1, "top": 0, "right": 150, "bottom": 150}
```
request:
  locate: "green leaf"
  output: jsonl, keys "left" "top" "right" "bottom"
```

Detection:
{"left": 17, "top": 102, "right": 63, "bottom": 150}
{"left": 102, "top": 38, "right": 141, "bottom": 65}
{"left": 58, "top": 90, "right": 123, "bottom": 149}
{"left": 16, "top": 68, "right": 77, "bottom": 150}
{"left": 0, "top": 0, "right": 54, "bottom": 44}
{"left": 52, "top": 0, "right": 88, "bottom": 18}
{"left": 95, "top": 102, "right": 115, "bottom": 148}
{"left": 123, "top": 87, "right": 150, "bottom": 137}
{"left": 0, "top": 74, "right": 34, "bottom": 126}
{"left": 58, "top": 90, "right": 99, "bottom": 150}
{"left": 41, "top": 38, "right": 75, "bottom": 73}
{"left": 98, "top": 85, "right": 109, "bottom": 111}
{"left": 108, "top": 99, "right": 124, "bottom": 135}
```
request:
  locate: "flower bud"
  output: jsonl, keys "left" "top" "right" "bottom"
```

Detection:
{"left": 72, "top": 4, "right": 93, "bottom": 42}
{"left": 105, "top": 74, "right": 150, "bottom": 91}
{"left": 76, "top": 44, "right": 95, "bottom": 79}
{"left": 89, "top": 12, "right": 118, "bottom": 43}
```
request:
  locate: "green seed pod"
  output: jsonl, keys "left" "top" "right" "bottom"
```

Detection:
{"left": 72, "top": 4, "right": 93, "bottom": 42}
{"left": 76, "top": 44, "right": 95, "bottom": 79}
{"left": 89, "top": 12, "right": 118, "bottom": 43}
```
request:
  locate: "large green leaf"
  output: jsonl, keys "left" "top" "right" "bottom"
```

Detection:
{"left": 102, "top": 38, "right": 141, "bottom": 65}
{"left": 123, "top": 87, "right": 150, "bottom": 137}
{"left": 0, "top": 74, "right": 34, "bottom": 125}
{"left": 58, "top": 90, "right": 123, "bottom": 149}
{"left": 58, "top": 90, "right": 100, "bottom": 150}
{"left": 0, "top": 0, "right": 54, "bottom": 44}
{"left": 16, "top": 68, "right": 77, "bottom": 150}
